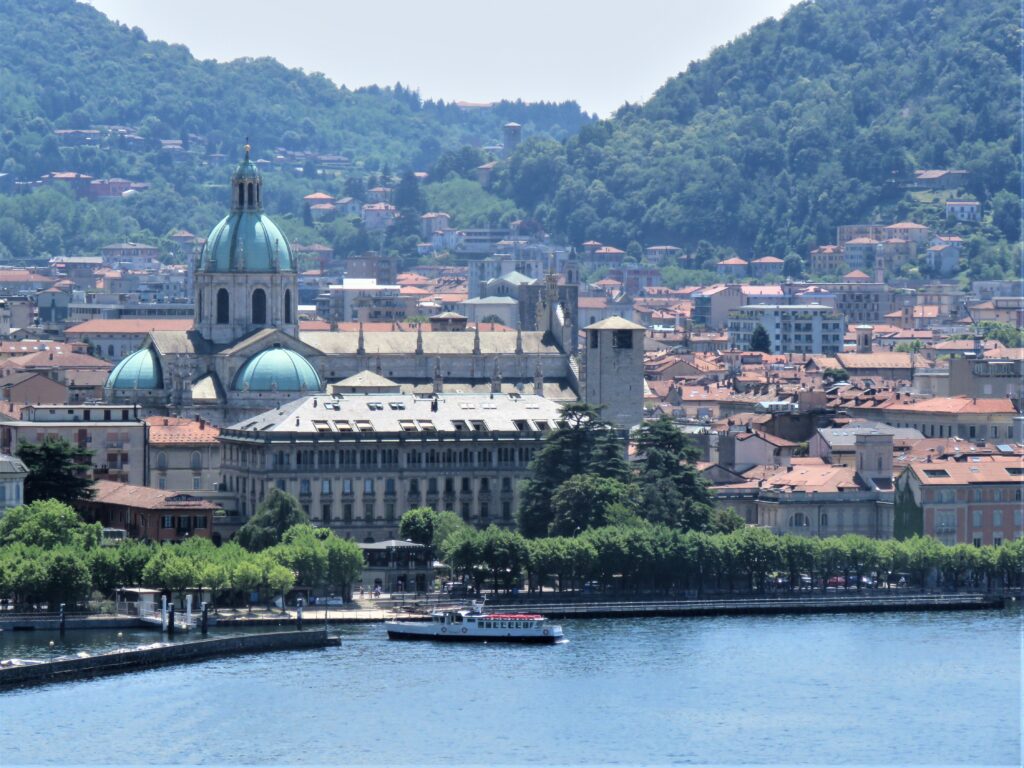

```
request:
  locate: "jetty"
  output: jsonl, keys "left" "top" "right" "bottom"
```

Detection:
{"left": 484, "top": 592, "right": 1004, "bottom": 619}
{"left": 0, "top": 630, "right": 339, "bottom": 690}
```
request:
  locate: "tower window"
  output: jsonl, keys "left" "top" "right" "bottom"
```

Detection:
{"left": 284, "top": 289, "right": 292, "bottom": 324}
{"left": 252, "top": 288, "right": 267, "bottom": 325}
{"left": 589, "top": 331, "right": 599, "bottom": 348}
{"left": 612, "top": 330, "right": 633, "bottom": 349}
{"left": 216, "top": 289, "right": 230, "bottom": 324}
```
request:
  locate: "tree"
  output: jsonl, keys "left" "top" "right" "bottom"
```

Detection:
{"left": 16, "top": 436, "right": 94, "bottom": 504}
{"left": 0, "top": 499, "right": 101, "bottom": 549}
{"left": 783, "top": 253, "right": 804, "bottom": 278}
{"left": 517, "top": 403, "right": 629, "bottom": 537}
{"left": 324, "top": 536, "right": 364, "bottom": 600}
{"left": 40, "top": 548, "right": 92, "bottom": 606}
{"left": 399, "top": 507, "right": 435, "bottom": 548}
{"left": 990, "top": 190, "right": 1021, "bottom": 242}
{"left": 236, "top": 489, "right": 309, "bottom": 551}
{"left": 748, "top": 324, "right": 772, "bottom": 353}
{"left": 632, "top": 417, "right": 715, "bottom": 531}
{"left": 479, "top": 314, "right": 504, "bottom": 326}
{"left": 549, "top": 474, "right": 635, "bottom": 536}
{"left": 431, "top": 510, "right": 470, "bottom": 550}
{"left": 141, "top": 546, "right": 198, "bottom": 607}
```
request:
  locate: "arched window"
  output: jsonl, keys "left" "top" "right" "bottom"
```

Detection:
{"left": 107, "top": 345, "right": 115, "bottom": 357}
{"left": 190, "top": 451, "right": 202, "bottom": 471}
{"left": 156, "top": 452, "right": 168, "bottom": 471}
{"left": 284, "top": 289, "right": 292, "bottom": 324}
{"left": 216, "top": 289, "right": 230, "bottom": 324}
{"left": 237, "top": 184, "right": 244, "bottom": 208}
{"left": 820, "top": 513, "right": 828, "bottom": 529}
{"left": 198, "top": 289, "right": 203, "bottom": 321}
{"left": 252, "top": 288, "right": 267, "bottom": 325}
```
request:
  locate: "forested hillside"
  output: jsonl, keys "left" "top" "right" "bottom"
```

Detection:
{"left": 496, "top": 0, "right": 1021, "bottom": 276}
{"left": 0, "top": 0, "right": 588, "bottom": 259}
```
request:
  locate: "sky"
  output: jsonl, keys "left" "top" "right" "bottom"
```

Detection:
{"left": 85, "top": 0, "right": 797, "bottom": 117}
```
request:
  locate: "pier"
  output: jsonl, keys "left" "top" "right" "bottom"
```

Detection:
{"left": 0, "top": 630, "right": 339, "bottom": 690}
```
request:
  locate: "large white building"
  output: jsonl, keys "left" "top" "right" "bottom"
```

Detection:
{"left": 219, "top": 388, "right": 564, "bottom": 540}
{"left": 727, "top": 304, "right": 845, "bottom": 355}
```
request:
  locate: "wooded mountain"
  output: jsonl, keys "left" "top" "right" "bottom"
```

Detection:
{"left": 0, "top": 0, "right": 590, "bottom": 176}
{"left": 497, "top": 0, "right": 1021, "bottom": 266}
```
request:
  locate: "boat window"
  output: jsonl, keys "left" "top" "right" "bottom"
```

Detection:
{"left": 467, "top": 618, "right": 476, "bottom": 623}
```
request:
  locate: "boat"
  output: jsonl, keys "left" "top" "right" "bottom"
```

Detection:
{"left": 385, "top": 602, "right": 563, "bottom": 644}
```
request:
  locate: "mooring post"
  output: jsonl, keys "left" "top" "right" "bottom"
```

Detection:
{"left": 168, "top": 604, "right": 175, "bottom": 638}
{"left": 201, "top": 602, "right": 208, "bottom": 636}
{"left": 185, "top": 594, "right": 193, "bottom": 631}
{"left": 161, "top": 594, "right": 168, "bottom": 632}
{"left": 59, "top": 603, "right": 66, "bottom": 637}
{"left": 296, "top": 597, "right": 303, "bottom": 630}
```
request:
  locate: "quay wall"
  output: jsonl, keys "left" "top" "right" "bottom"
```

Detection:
{"left": 0, "top": 630, "right": 339, "bottom": 690}
{"left": 484, "top": 593, "right": 1005, "bottom": 619}
{"left": 0, "top": 615, "right": 143, "bottom": 631}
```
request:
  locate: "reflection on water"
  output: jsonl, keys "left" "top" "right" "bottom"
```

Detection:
{"left": 1, "top": 609, "right": 1020, "bottom": 765}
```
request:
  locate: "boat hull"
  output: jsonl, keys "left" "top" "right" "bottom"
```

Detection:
{"left": 387, "top": 629, "right": 560, "bottom": 644}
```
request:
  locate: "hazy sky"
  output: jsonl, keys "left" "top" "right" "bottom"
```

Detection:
{"left": 85, "top": 1, "right": 796, "bottom": 116}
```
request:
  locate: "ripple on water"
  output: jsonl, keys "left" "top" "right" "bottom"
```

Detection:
{"left": 0, "top": 609, "right": 1020, "bottom": 765}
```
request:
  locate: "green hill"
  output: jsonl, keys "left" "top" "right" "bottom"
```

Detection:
{"left": 0, "top": 0, "right": 589, "bottom": 259}
{"left": 497, "top": 0, "right": 1021, "bottom": 278}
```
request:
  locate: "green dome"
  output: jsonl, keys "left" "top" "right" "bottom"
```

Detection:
{"left": 200, "top": 211, "right": 293, "bottom": 272}
{"left": 233, "top": 347, "right": 321, "bottom": 392}
{"left": 106, "top": 347, "right": 162, "bottom": 390}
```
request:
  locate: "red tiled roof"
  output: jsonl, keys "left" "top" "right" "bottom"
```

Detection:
{"left": 145, "top": 416, "right": 220, "bottom": 444}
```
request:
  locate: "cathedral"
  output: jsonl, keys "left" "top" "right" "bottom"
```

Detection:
{"left": 104, "top": 147, "right": 628, "bottom": 427}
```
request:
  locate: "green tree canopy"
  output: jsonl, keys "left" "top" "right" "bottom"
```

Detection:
{"left": 0, "top": 499, "right": 101, "bottom": 549}
{"left": 749, "top": 324, "right": 772, "bottom": 353}
{"left": 16, "top": 436, "right": 94, "bottom": 505}
{"left": 236, "top": 489, "right": 309, "bottom": 551}
{"left": 517, "top": 403, "right": 630, "bottom": 537}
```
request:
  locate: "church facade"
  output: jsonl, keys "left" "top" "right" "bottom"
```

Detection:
{"left": 105, "top": 150, "right": 641, "bottom": 428}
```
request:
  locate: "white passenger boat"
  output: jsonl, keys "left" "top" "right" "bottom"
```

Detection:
{"left": 385, "top": 603, "right": 563, "bottom": 644}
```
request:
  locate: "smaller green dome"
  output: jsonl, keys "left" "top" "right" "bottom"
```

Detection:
{"left": 106, "top": 347, "right": 162, "bottom": 390}
{"left": 233, "top": 346, "right": 321, "bottom": 392}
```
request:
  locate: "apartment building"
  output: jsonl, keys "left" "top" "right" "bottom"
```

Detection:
{"left": 727, "top": 304, "right": 845, "bottom": 355}
{"left": 0, "top": 404, "right": 146, "bottom": 485}
{"left": 896, "top": 456, "right": 1024, "bottom": 545}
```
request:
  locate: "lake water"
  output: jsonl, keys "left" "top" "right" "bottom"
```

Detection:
{"left": 1, "top": 608, "right": 1020, "bottom": 766}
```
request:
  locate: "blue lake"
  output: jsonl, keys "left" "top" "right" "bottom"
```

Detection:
{"left": 1, "top": 608, "right": 1020, "bottom": 765}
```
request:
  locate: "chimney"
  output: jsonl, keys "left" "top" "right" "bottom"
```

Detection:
{"left": 199, "top": 419, "right": 205, "bottom": 431}
{"left": 163, "top": 418, "right": 169, "bottom": 426}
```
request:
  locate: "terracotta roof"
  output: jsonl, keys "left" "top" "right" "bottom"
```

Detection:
{"left": 145, "top": 415, "right": 220, "bottom": 444}
{"left": 908, "top": 456, "right": 1024, "bottom": 485}
{"left": 882, "top": 396, "right": 1016, "bottom": 415}
{"left": 91, "top": 480, "right": 220, "bottom": 511}
{"left": 718, "top": 257, "right": 748, "bottom": 265}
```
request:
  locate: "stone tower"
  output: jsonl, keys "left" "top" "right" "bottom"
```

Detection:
{"left": 194, "top": 144, "right": 299, "bottom": 344}
{"left": 583, "top": 316, "right": 646, "bottom": 432}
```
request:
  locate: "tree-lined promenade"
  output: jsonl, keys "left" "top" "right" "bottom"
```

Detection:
{"left": 0, "top": 491, "right": 363, "bottom": 610}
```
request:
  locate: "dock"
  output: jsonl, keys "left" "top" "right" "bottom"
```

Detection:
{"left": 0, "top": 630, "right": 340, "bottom": 690}
{"left": 484, "top": 592, "right": 1005, "bottom": 619}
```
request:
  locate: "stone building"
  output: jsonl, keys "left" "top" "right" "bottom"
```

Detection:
{"left": 218, "top": 389, "right": 564, "bottom": 541}
{"left": 104, "top": 149, "right": 613, "bottom": 427}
